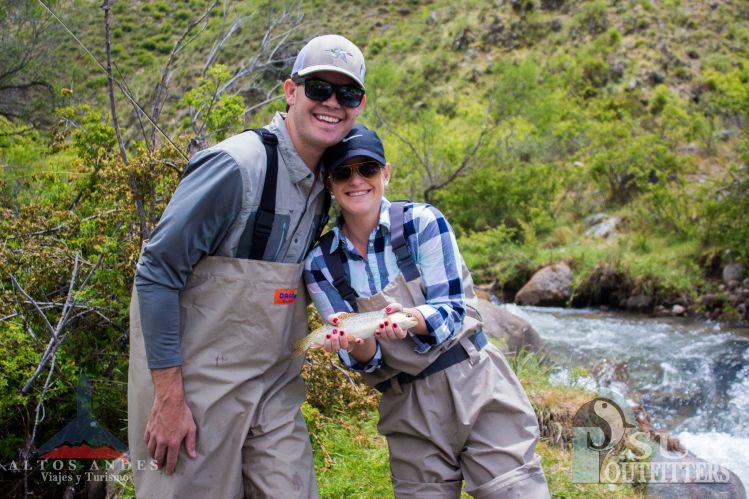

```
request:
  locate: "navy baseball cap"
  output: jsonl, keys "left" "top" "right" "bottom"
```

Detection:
{"left": 323, "top": 124, "right": 386, "bottom": 174}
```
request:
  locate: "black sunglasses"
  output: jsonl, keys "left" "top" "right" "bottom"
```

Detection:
{"left": 328, "top": 161, "right": 383, "bottom": 183}
{"left": 293, "top": 77, "right": 365, "bottom": 108}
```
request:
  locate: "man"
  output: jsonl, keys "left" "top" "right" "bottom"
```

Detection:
{"left": 127, "top": 34, "right": 366, "bottom": 498}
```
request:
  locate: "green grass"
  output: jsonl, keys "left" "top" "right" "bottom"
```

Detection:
{"left": 303, "top": 404, "right": 394, "bottom": 498}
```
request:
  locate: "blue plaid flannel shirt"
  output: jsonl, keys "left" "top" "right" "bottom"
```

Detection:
{"left": 303, "top": 198, "right": 466, "bottom": 372}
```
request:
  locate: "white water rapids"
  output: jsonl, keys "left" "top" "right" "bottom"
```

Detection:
{"left": 503, "top": 304, "right": 749, "bottom": 488}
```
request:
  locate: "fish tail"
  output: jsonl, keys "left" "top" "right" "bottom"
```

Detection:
{"left": 292, "top": 329, "right": 323, "bottom": 357}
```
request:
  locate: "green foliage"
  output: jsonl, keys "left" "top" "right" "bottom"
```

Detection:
{"left": 700, "top": 160, "right": 749, "bottom": 264}
{"left": 588, "top": 121, "right": 681, "bottom": 204}
{"left": 573, "top": 0, "right": 609, "bottom": 37}
{"left": 435, "top": 161, "right": 559, "bottom": 233}
{"left": 700, "top": 66, "right": 749, "bottom": 118}
{"left": 182, "top": 64, "right": 245, "bottom": 142}
{"left": 55, "top": 104, "right": 117, "bottom": 164}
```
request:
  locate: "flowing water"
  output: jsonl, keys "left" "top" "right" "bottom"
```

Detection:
{"left": 503, "top": 304, "right": 749, "bottom": 488}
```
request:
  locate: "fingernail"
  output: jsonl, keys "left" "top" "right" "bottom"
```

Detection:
{"left": 333, "top": 318, "right": 339, "bottom": 324}
{"left": 384, "top": 321, "right": 389, "bottom": 326}
{"left": 385, "top": 306, "right": 391, "bottom": 313}
{"left": 325, "top": 334, "right": 331, "bottom": 339}
{"left": 339, "top": 330, "right": 345, "bottom": 336}
{"left": 375, "top": 332, "right": 380, "bottom": 337}
{"left": 394, "top": 324, "right": 399, "bottom": 329}
{"left": 333, "top": 329, "right": 337, "bottom": 334}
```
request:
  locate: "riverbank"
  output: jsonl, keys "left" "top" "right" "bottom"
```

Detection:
{"left": 460, "top": 223, "right": 749, "bottom": 323}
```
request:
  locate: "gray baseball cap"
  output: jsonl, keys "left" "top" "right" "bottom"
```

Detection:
{"left": 291, "top": 35, "right": 366, "bottom": 90}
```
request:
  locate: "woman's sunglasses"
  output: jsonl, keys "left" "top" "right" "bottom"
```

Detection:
{"left": 293, "top": 77, "right": 365, "bottom": 108}
{"left": 328, "top": 161, "right": 383, "bottom": 183}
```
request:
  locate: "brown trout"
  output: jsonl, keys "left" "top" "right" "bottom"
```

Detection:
{"left": 292, "top": 310, "right": 419, "bottom": 357}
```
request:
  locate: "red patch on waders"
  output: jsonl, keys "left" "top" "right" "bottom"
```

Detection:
{"left": 274, "top": 288, "right": 298, "bottom": 305}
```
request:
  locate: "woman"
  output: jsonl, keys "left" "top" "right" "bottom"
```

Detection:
{"left": 304, "top": 124, "right": 549, "bottom": 498}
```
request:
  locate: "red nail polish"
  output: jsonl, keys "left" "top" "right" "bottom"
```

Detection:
{"left": 333, "top": 317, "right": 339, "bottom": 324}
{"left": 394, "top": 324, "right": 399, "bottom": 329}
{"left": 325, "top": 334, "right": 331, "bottom": 339}
{"left": 384, "top": 321, "right": 389, "bottom": 326}
{"left": 339, "top": 330, "right": 345, "bottom": 336}
{"left": 375, "top": 332, "right": 380, "bottom": 337}
{"left": 385, "top": 308, "right": 391, "bottom": 313}
{"left": 379, "top": 323, "right": 383, "bottom": 328}
{"left": 333, "top": 329, "right": 337, "bottom": 334}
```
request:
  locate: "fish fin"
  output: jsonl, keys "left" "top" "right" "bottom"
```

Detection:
{"left": 292, "top": 331, "right": 320, "bottom": 357}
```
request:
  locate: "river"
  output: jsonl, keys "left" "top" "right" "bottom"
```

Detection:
{"left": 503, "top": 304, "right": 749, "bottom": 488}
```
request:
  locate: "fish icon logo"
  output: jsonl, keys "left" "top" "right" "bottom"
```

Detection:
{"left": 571, "top": 395, "right": 636, "bottom": 483}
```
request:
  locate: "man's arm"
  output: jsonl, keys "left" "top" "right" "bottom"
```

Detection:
{"left": 135, "top": 149, "right": 243, "bottom": 472}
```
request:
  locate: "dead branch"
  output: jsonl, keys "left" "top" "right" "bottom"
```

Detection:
{"left": 373, "top": 104, "right": 432, "bottom": 181}
{"left": 374, "top": 99, "right": 494, "bottom": 203}
{"left": 17, "top": 252, "right": 104, "bottom": 395}
{"left": 10, "top": 274, "right": 56, "bottom": 336}
{"left": 4, "top": 208, "right": 120, "bottom": 240}
{"left": 101, "top": 0, "right": 127, "bottom": 166}
{"left": 204, "top": 15, "right": 253, "bottom": 71}
{"left": 190, "top": 3, "right": 303, "bottom": 136}
{"left": 150, "top": 0, "right": 219, "bottom": 146}
{"left": 1, "top": 301, "right": 114, "bottom": 323}
{"left": 423, "top": 114, "right": 494, "bottom": 202}
{"left": 329, "top": 360, "right": 361, "bottom": 391}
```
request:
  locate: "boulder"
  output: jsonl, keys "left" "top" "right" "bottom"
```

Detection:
{"left": 584, "top": 213, "right": 608, "bottom": 226}
{"left": 584, "top": 216, "right": 621, "bottom": 239}
{"left": 672, "top": 304, "right": 686, "bottom": 316}
{"left": 515, "top": 262, "right": 572, "bottom": 306}
{"left": 699, "top": 293, "right": 722, "bottom": 309}
{"left": 648, "top": 71, "right": 666, "bottom": 85}
{"left": 723, "top": 263, "right": 745, "bottom": 285}
{"left": 646, "top": 448, "right": 746, "bottom": 499}
{"left": 626, "top": 294, "right": 653, "bottom": 312}
{"left": 475, "top": 299, "right": 543, "bottom": 353}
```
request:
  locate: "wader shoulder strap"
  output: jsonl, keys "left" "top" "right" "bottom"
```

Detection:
{"left": 319, "top": 231, "right": 359, "bottom": 311}
{"left": 311, "top": 190, "right": 332, "bottom": 251}
{"left": 388, "top": 201, "right": 420, "bottom": 281}
{"left": 249, "top": 128, "right": 278, "bottom": 260}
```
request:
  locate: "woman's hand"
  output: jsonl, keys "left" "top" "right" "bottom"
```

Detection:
{"left": 322, "top": 312, "right": 363, "bottom": 353}
{"left": 376, "top": 303, "right": 410, "bottom": 341}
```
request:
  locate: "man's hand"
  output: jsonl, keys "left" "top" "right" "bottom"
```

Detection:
{"left": 144, "top": 367, "right": 197, "bottom": 474}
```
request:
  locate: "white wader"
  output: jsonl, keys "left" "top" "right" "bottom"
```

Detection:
{"left": 357, "top": 272, "right": 550, "bottom": 499}
{"left": 128, "top": 257, "right": 318, "bottom": 498}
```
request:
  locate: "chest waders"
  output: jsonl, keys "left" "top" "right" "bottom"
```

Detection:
{"left": 128, "top": 130, "right": 323, "bottom": 498}
{"left": 320, "top": 202, "right": 550, "bottom": 499}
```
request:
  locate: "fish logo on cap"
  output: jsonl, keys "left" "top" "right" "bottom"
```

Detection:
{"left": 327, "top": 48, "right": 353, "bottom": 63}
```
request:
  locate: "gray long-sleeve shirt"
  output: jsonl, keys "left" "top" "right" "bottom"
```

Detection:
{"left": 135, "top": 113, "right": 327, "bottom": 368}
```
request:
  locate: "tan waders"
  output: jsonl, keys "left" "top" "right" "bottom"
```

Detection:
{"left": 356, "top": 273, "right": 550, "bottom": 499}
{"left": 128, "top": 257, "right": 318, "bottom": 498}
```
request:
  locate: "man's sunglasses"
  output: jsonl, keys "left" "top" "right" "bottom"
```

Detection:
{"left": 328, "top": 161, "right": 383, "bottom": 183}
{"left": 293, "top": 77, "right": 365, "bottom": 108}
